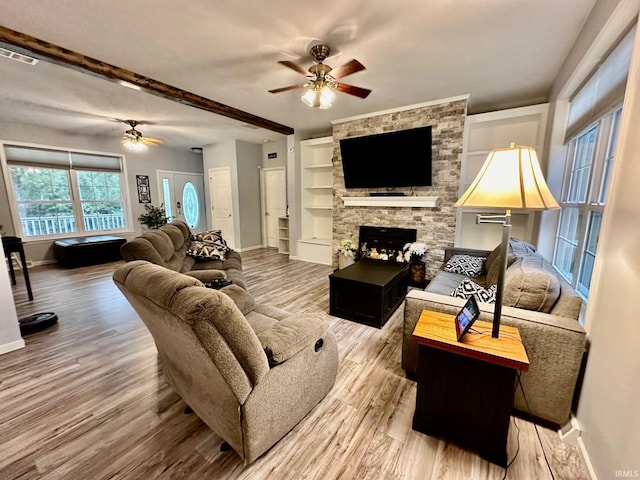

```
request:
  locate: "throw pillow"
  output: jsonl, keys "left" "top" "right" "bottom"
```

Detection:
{"left": 192, "top": 229, "right": 228, "bottom": 248}
{"left": 444, "top": 254, "right": 486, "bottom": 278}
{"left": 451, "top": 278, "right": 497, "bottom": 304}
{"left": 186, "top": 240, "right": 227, "bottom": 261}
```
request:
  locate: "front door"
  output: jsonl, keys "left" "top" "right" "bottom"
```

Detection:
{"left": 157, "top": 171, "right": 206, "bottom": 232}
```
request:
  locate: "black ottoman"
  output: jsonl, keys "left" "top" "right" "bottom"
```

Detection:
{"left": 54, "top": 236, "right": 126, "bottom": 268}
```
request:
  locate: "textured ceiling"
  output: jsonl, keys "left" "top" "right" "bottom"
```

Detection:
{"left": 0, "top": 0, "right": 597, "bottom": 150}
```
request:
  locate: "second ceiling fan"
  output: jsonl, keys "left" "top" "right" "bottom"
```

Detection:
{"left": 269, "top": 44, "right": 371, "bottom": 109}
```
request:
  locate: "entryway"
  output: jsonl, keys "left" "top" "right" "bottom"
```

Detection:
{"left": 157, "top": 171, "right": 206, "bottom": 231}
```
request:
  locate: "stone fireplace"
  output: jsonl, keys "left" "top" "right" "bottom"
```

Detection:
{"left": 332, "top": 97, "right": 468, "bottom": 278}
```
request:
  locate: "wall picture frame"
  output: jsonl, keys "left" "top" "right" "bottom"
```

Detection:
{"left": 136, "top": 175, "right": 151, "bottom": 203}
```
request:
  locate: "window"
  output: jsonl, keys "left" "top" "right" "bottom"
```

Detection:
{"left": 3, "top": 145, "right": 128, "bottom": 238}
{"left": 553, "top": 107, "right": 621, "bottom": 298}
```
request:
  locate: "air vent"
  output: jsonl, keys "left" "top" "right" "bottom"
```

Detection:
{"left": 0, "top": 47, "right": 38, "bottom": 65}
{"left": 241, "top": 123, "right": 260, "bottom": 130}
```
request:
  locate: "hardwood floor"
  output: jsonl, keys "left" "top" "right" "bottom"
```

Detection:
{"left": 2, "top": 249, "right": 590, "bottom": 479}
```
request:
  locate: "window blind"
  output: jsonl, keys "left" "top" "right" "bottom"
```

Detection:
{"left": 566, "top": 25, "right": 636, "bottom": 141}
{"left": 5, "top": 146, "right": 122, "bottom": 172}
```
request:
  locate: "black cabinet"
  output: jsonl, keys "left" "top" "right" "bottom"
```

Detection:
{"left": 329, "top": 259, "right": 409, "bottom": 328}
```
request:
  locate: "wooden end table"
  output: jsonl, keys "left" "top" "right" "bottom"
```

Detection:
{"left": 412, "top": 309, "right": 529, "bottom": 467}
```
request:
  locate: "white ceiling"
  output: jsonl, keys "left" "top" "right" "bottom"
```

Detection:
{"left": 0, "top": 0, "right": 597, "bottom": 151}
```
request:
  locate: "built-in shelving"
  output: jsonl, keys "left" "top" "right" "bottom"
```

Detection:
{"left": 298, "top": 136, "right": 333, "bottom": 265}
{"left": 457, "top": 104, "right": 549, "bottom": 249}
{"left": 278, "top": 216, "right": 290, "bottom": 255}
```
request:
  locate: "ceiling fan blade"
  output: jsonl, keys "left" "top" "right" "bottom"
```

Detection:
{"left": 336, "top": 83, "right": 372, "bottom": 99}
{"left": 143, "top": 137, "right": 164, "bottom": 145}
{"left": 278, "top": 60, "right": 309, "bottom": 76}
{"left": 330, "top": 59, "right": 365, "bottom": 79}
{"left": 269, "top": 84, "right": 306, "bottom": 94}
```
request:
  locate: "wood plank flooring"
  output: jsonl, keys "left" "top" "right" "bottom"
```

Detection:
{"left": 2, "top": 248, "right": 590, "bottom": 479}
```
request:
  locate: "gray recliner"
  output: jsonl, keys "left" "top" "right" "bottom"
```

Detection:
{"left": 113, "top": 260, "right": 338, "bottom": 464}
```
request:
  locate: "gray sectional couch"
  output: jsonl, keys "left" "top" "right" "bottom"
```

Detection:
{"left": 120, "top": 221, "right": 246, "bottom": 289}
{"left": 403, "top": 238, "right": 587, "bottom": 426}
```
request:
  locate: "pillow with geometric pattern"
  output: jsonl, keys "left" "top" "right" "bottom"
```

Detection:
{"left": 451, "top": 278, "right": 497, "bottom": 304}
{"left": 444, "top": 254, "right": 486, "bottom": 278}
{"left": 187, "top": 240, "right": 227, "bottom": 261}
{"left": 191, "top": 230, "right": 228, "bottom": 248}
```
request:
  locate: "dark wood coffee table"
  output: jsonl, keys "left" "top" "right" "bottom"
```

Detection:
{"left": 329, "top": 259, "right": 410, "bottom": 328}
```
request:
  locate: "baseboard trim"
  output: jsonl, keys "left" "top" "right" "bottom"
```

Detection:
{"left": 32, "top": 259, "right": 57, "bottom": 267}
{"left": 578, "top": 436, "right": 598, "bottom": 480}
{"left": 236, "top": 245, "right": 270, "bottom": 253}
{"left": 0, "top": 339, "right": 26, "bottom": 356}
{"left": 558, "top": 415, "right": 581, "bottom": 447}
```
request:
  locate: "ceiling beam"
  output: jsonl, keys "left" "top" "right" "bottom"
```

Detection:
{"left": 0, "top": 25, "right": 294, "bottom": 136}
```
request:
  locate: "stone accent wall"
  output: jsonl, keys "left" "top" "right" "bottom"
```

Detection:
{"left": 332, "top": 99, "right": 467, "bottom": 277}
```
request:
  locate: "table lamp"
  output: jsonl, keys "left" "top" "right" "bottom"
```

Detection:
{"left": 454, "top": 143, "right": 559, "bottom": 338}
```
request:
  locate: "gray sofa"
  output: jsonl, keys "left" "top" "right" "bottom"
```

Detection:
{"left": 120, "top": 221, "right": 246, "bottom": 289}
{"left": 113, "top": 260, "right": 338, "bottom": 464}
{"left": 403, "top": 238, "right": 586, "bottom": 426}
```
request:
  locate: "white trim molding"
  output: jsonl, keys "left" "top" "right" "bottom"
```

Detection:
{"left": 0, "top": 339, "right": 25, "bottom": 356}
{"left": 331, "top": 94, "right": 470, "bottom": 125}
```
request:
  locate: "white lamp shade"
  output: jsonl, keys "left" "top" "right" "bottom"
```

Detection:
{"left": 122, "top": 138, "right": 148, "bottom": 152}
{"left": 455, "top": 145, "right": 559, "bottom": 210}
{"left": 301, "top": 88, "right": 317, "bottom": 107}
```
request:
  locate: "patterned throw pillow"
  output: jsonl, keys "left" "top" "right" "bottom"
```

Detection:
{"left": 188, "top": 230, "right": 229, "bottom": 261}
{"left": 451, "top": 278, "right": 497, "bottom": 304}
{"left": 187, "top": 240, "right": 227, "bottom": 261}
{"left": 444, "top": 254, "right": 486, "bottom": 278}
{"left": 192, "top": 230, "right": 228, "bottom": 247}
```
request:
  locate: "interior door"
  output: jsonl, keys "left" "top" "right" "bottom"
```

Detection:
{"left": 158, "top": 171, "right": 206, "bottom": 231}
{"left": 208, "top": 167, "right": 236, "bottom": 249}
{"left": 262, "top": 167, "right": 286, "bottom": 248}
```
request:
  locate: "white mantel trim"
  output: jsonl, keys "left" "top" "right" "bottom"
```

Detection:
{"left": 342, "top": 196, "right": 439, "bottom": 208}
{"left": 331, "top": 94, "right": 470, "bottom": 125}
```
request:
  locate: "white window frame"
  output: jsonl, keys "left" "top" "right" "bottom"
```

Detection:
{"left": 0, "top": 140, "right": 134, "bottom": 240}
{"left": 553, "top": 106, "right": 622, "bottom": 299}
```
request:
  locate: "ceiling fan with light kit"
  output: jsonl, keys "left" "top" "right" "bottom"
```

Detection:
{"left": 269, "top": 44, "right": 371, "bottom": 109}
{"left": 121, "top": 120, "right": 164, "bottom": 152}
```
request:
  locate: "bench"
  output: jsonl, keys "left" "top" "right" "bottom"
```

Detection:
{"left": 54, "top": 235, "right": 126, "bottom": 268}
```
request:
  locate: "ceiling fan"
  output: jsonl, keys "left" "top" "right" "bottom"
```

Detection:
{"left": 269, "top": 44, "right": 371, "bottom": 109}
{"left": 121, "top": 120, "right": 164, "bottom": 152}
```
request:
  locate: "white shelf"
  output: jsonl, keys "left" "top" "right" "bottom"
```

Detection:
{"left": 304, "top": 205, "right": 332, "bottom": 210}
{"left": 299, "top": 237, "right": 332, "bottom": 246}
{"left": 342, "top": 196, "right": 439, "bottom": 208}
{"left": 300, "top": 136, "right": 333, "bottom": 265}
{"left": 305, "top": 163, "right": 333, "bottom": 169}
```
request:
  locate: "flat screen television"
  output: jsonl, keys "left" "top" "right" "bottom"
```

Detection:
{"left": 339, "top": 126, "right": 432, "bottom": 188}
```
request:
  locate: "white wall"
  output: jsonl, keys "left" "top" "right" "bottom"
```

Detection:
{"left": 576, "top": 11, "right": 640, "bottom": 477}
{"left": 541, "top": 2, "right": 640, "bottom": 477}
{"left": 261, "top": 138, "right": 286, "bottom": 169}
{"left": 202, "top": 139, "right": 264, "bottom": 250}
{"left": 0, "top": 237, "right": 25, "bottom": 355}
{"left": 236, "top": 140, "right": 262, "bottom": 249}
{"left": 0, "top": 121, "right": 203, "bottom": 263}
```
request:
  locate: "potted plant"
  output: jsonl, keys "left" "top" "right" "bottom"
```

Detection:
{"left": 403, "top": 242, "right": 428, "bottom": 284}
{"left": 138, "top": 204, "right": 170, "bottom": 230}
{"left": 334, "top": 238, "right": 358, "bottom": 269}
